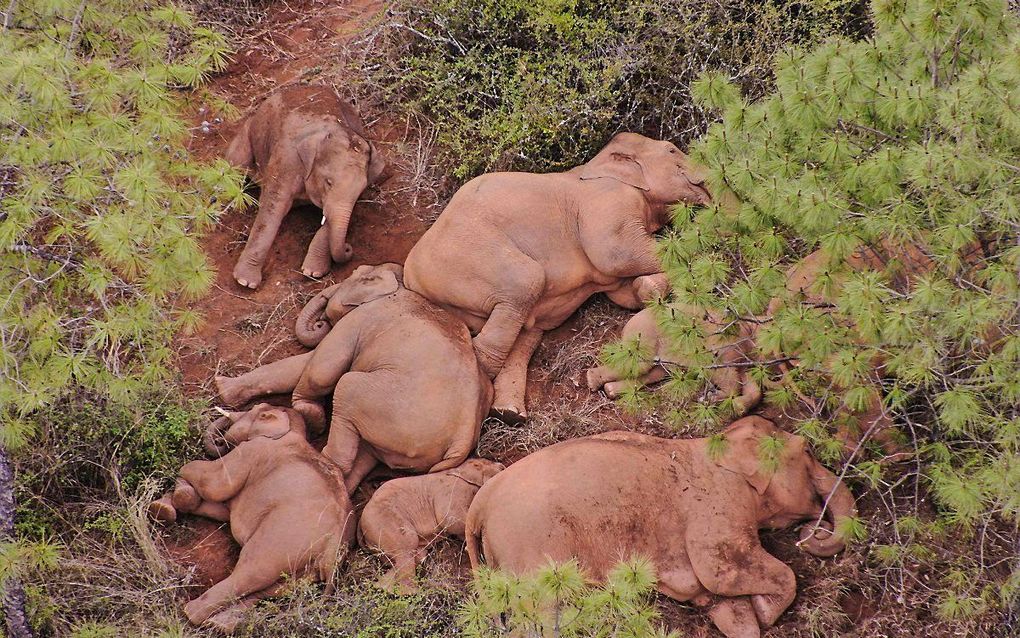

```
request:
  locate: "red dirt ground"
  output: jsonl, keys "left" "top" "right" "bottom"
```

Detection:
{"left": 161, "top": 1, "right": 882, "bottom": 634}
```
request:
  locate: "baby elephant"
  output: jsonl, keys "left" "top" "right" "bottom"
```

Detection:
{"left": 225, "top": 84, "right": 386, "bottom": 289}
{"left": 466, "top": 417, "right": 857, "bottom": 638}
{"left": 213, "top": 263, "right": 493, "bottom": 493}
{"left": 587, "top": 304, "right": 762, "bottom": 416}
{"left": 150, "top": 405, "right": 354, "bottom": 633}
{"left": 358, "top": 458, "right": 505, "bottom": 592}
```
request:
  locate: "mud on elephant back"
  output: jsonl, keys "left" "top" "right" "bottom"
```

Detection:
{"left": 464, "top": 416, "right": 857, "bottom": 638}
{"left": 402, "top": 132, "right": 712, "bottom": 421}
{"left": 225, "top": 84, "right": 387, "bottom": 289}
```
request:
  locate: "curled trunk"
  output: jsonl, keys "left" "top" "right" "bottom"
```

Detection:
{"left": 295, "top": 282, "right": 342, "bottom": 348}
{"left": 325, "top": 200, "right": 356, "bottom": 265}
{"left": 203, "top": 415, "right": 233, "bottom": 458}
{"left": 800, "top": 462, "right": 857, "bottom": 558}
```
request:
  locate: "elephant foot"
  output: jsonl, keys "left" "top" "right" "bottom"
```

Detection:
{"left": 585, "top": 367, "right": 610, "bottom": 392}
{"left": 489, "top": 403, "right": 527, "bottom": 424}
{"left": 214, "top": 376, "right": 246, "bottom": 408}
{"left": 602, "top": 380, "right": 635, "bottom": 400}
{"left": 708, "top": 597, "right": 760, "bottom": 638}
{"left": 292, "top": 399, "right": 327, "bottom": 436}
{"left": 206, "top": 606, "right": 246, "bottom": 635}
{"left": 301, "top": 245, "right": 342, "bottom": 279}
{"left": 233, "top": 261, "right": 263, "bottom": 290}
{"left": 148, "top": 494, "right": 177, "bottom": 522}
{"left": 377, "top": 568, "right": 418, "bottom": 596}
{"left": 172, "top": 479, "right": 202, "bottom": 513}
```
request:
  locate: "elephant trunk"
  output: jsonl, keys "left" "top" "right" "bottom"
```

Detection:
{"left": 800, "top": 462, "right": 857, "bottom": 558}
{"left": 203, "top": 415, "right": 233, "bottom": 458}
{"left": 324, "top": 197, "right": 357, "bottom": 264}
{"left": 295, "top": 283, "right": 341, "bottom": 348}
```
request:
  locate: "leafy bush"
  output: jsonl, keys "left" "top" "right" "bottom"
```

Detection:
{"left": 613, "top": 0, "right": 1020, "bottom": 624}
{"left": 363, "top": 0, "right": 867, "bottom": 183}
{"left": 0, "top": 0, "right": 244, "bottom": 630}
{"left": 458, "top": 558, "right": 673, "bottom": 638}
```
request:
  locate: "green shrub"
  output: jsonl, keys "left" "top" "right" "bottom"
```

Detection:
{"left": 618, "top": 0, "right": 1020, "bottom": 624}
{"left": 459, "top": 558, "right": 674, "bottom": 638}
{"left": 363, "top": 0, "right": 867, "bottom": 184}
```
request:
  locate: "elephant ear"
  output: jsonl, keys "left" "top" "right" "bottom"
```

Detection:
{"left": 578, "top": 151, "right": 649, "bottom": 191}
{"left": 447, "top": 467, "right": 485, "bottom": 489}
{"left": 367, "top": 142, "right": 387, "bottom": 185}
{"left": 297, "top": 131, "right": 324, "bottom": 181}
{"left": 714, "top": 416, "right": 779, "bottom": 495}
{"left": 344, "top": 268, "right": 400, "bottom": 306}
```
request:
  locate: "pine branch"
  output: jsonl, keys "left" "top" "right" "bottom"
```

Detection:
{"left": 0, "top": 446, "right": 33, "bottom": 638}
{"left": 656, "top": 356, "right": 795, "bottom": 370}
{"left": 1, "top": 0, "right": 15, "bottom": 31}
{"left": 65, "top": 0, "right": 87, "bottom": 54}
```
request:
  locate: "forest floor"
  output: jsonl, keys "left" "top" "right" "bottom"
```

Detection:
{"left": 146, "top": 0, "right": 972, "bottom": 635}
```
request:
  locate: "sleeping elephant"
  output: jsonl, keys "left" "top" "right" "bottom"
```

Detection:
{"left": 403, "top": 132, "right": 711, "bottom": 420}
{"left": 212, "top": 264, "right": 493, "bottom": 493}
{"left": 149, "top": 405, "right": 354, "bottom": 634}
{"left": 586, "top": 303, "right": 762, "bottom": 415}
{"left": 225, "top": 84, "right": 386, "bottom": 289}
{"left": 465, "top": 416, "right": 857, "bottom": 638}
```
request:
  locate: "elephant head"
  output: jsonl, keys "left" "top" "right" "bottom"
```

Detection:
{"left": 203, "top": 404, "right": 307, "bottom": 456}
{"left": 448, "top": 458, "right": 506, "bottom": 488}
{"left": 713, "top": 416, "right": 857, "bottom": 558}
{"left": 578, "top": 132, "right": 711, "bottom": 220}
{"left": 298, "top": 118, "right": 386, "bottom": 264}
{"left": 295, "top": 263, "right": 404, "bottom": 347}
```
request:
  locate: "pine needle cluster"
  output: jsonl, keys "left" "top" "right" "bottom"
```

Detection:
{"left": 614, "top": 0, "right": 1020, "bottom": 622}
{"left": 459, "top": 558, "right": 675, "bottom": 638}
{"left": 0, "top": 0, "right": 242, "bottom": 623}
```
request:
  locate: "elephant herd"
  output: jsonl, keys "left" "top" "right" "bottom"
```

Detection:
{"left": 149, "top": 84, "right": 859, "bottom": 638}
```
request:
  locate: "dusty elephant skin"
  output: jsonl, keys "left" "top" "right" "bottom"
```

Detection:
{"left": 149, "top": 405, "right": 354, "bottom": 634}
{"left": 214, "top": 264, "right": 494, "bottom": 493}
{"left": 465, "top": 416, "right": 857, "bottom": 638}
{"left": 358, "top": 458, "right": 504, "bottom": 593}
{"left": 224, "top": 84, "right": 386, "bottom": 289}
{"left": 586, "top": 304, "right": 762, "bottom": 414}
{"left": 402, "top": 132, "right": 711, "bottom": 420}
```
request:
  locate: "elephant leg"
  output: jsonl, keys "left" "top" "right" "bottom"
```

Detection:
{"left": 490, "top": 328, "right": 543, "bottom": 422}
{"left": 192, "top": 500, "right": 231, "bottom": 523}
{"left": 471, "top": 260, "right": 545, "bottom": 378}
{"left": 215, "top": 352, "right": 313, "bottom": 407}
{"left": 343, "top": 441, "right": 378, "bottom": 494}
{"left": 363, "top": 513, "right": 423, "bottom": 594}
{"left": 183, "top": 546, "right": 282, "bottom": 626}
{"left": 233, "top": 175, "right": 298, "bottom": 289}
{"left": 302, "top": 225, "right": 351, "bottom": 279}
{"left": 322, "top": 415, "right": 362, "bottom": 476}
{"left": 708, "top": 597, "right": 760, "bottom": 638}
{"left": 732, "top": 375, "right": 762, "bottom": 417}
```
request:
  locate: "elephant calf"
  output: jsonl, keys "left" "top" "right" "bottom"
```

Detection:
{"left": 149, "top": 405, "right": 354, "bottom": 633}
{"left": 358, "top": 458, "right": 504, "bottom": 592}
{"left": 586, "top": 304, "right": 762, "bottom": 415}
{"left": 213, "top": 263, "right": 493, "bottom": 493}
{"left": 225, "top": 84, "right": 386, "bottom": 289}
{"left": 465, "top": 417, "right": 857, "bottom": 638}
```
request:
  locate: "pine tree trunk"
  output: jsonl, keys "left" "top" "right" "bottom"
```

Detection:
{"left": 0, "top": 445, "right": 33, "bottom": 638}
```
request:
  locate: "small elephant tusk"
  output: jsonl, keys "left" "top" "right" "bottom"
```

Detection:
{"left": 321, "top": 215, "right": 326, "bottom": 226}
{"left": 213, "top": 406, "right": 230, "bottom": 417}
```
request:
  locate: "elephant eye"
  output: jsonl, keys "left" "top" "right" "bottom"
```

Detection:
{"left": 325, "top": 178, "right": 334, "bottom": 187}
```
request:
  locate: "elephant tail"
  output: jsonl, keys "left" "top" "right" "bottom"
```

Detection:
{"left": 465, "top": 512, "right": 486, "bottom": 569}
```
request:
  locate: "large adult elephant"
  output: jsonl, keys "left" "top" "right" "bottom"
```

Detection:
{"left": 403, "top": 133, "right": 711, "bottom": 419}
{"left": 465, "top": 417, "right": 857, "bottom": 638}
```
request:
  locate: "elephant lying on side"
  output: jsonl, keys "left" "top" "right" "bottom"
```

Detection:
{"left": 225, "top": 84, "right": 386, "bottom": 289}
{"left": 586, "top": 304, "right": 762, "bottom": 415}
{"left": 213, "top": 264, "right": 493, "bottom": 493}
{"left": 149, "top": 405, "right": 354, "bottom": 634}
{"left": 404, "top": 132, "right": 711, "bottom": 419}
{"left": 465, "top": 417, "right": 857, "bottom": 638}
{"left": 358, "top": 458, "right": 504, "bottom": 593}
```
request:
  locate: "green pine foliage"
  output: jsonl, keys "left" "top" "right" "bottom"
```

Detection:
{"left": 0, "top": 0, "right": 245, "bottom": 448}
{"left": 459, "top": 558, "right": 675, "bottom": 638}
{"left": 637, "top": 0, "right": 1019, "bottom": 622}
{"left": 364, "top": 0, "right": 868, "bottom": 184}
{"left": 0, "top": 0, "right": 243, "bottom": 622}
